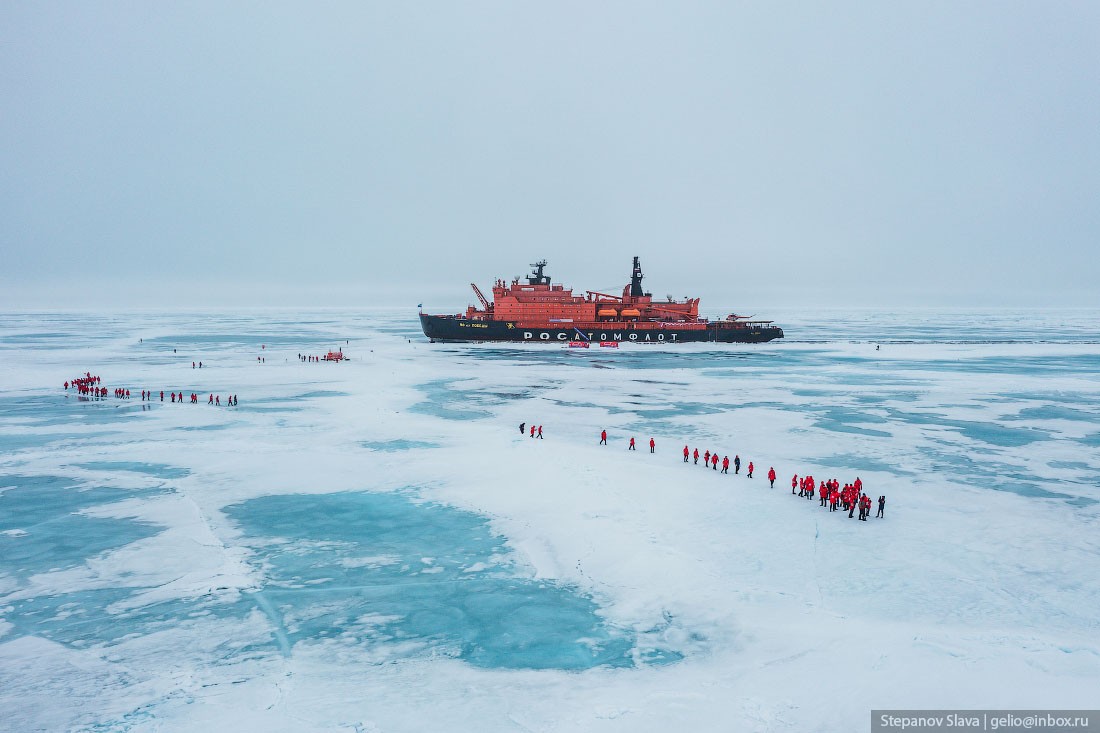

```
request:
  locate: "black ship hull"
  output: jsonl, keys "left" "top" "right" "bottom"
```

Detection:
{"left": 419, "top": 314, "right": 783, "bottom": 344}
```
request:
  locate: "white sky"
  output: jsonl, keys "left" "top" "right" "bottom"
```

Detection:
{"left": 2, "top": 2, "right": 1098, "bottom": 310}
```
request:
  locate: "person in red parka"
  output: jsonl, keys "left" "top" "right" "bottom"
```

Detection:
{"left": 693, "top": 448, "right": 699, "bottom": 464}
{"left": 703, "top": 450, "right": 710, "bottom": 466}
{"left": 649, "top": 438, "right": 655, "bottom": 453}
{"left": 768, "top": 467, "right": 776, "bottom": 488}
{"left": 628, "top": 437, "right": 636, "bottom": 451}
{"left": 747, "top": 461, "right": 754, "bottom": 478}
{"left": 792, "top": 474, "right": 799, "bottom": 495}
{"left": 722, "top": 456, "right": 729, "bottom": 474}
{"left": 711, "top": 453, "right": 718, "bottom": 470}
{"left": 600, "top": 430, "right": 607, "bottom": 445}
{"left": 683, "top": 445, "right": 689, "bottom": 463}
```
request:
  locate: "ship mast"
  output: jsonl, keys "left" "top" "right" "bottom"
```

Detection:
{"left": 527, "top": 260, "right": 550, "bottom": 285}
{"left": 629, "top": 256, "right": 645, "bottom": 297}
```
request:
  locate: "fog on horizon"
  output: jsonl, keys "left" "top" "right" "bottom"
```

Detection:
{"left": 2, "top": 2, "right": 1098, "bottom": 312}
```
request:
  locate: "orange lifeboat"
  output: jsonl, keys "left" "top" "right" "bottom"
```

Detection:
{"left": 620, "top": 308, "right": 641, "bottom": 318}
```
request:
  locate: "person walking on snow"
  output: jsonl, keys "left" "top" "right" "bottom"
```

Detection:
{"left": 768, "top": 467, "right": 776, "bottom": 488}
{"left": 600, "top": 430, "right": 607, "bottom": 445}
{"left": 519, "top": 422, "right": 525, "bottom": 435}
{"left": 683, "top": 445, "right": 689, "bottom": 463}
{"left": 747, "top": 461, "right": 754, "bottom": 478}
{"left": 734, "top": 455, "right": 740, "bottom": 474}
{"left": 537, "top": 425, "right": 543, "bottom": 439}
{"left": 693, "top": 448, "right": 699, "bottom": 464}
{"left": 793, "top": 474, "right": 799, "bottom": 495}
{"left": 877, "top": 495, "right": 885, "bottom": 518}
{"left": 530, "top": 425, "right": 535, "bottom": 438}
{"left": 711, "top": 453, "right": 718, "bottom": 470}
{"left": 649, "top": 438, "right": 655, "bottom": 453}
{"left": 722, "top": 456, "right": 729, "bottom": 474}
{"left": 704, "top": 450, "right": 710, "bottom": 467}
{"left": 628, "top": 437, "right": 636, "bottom": 451}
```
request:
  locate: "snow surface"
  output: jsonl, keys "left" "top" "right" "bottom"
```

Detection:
{"left": 1, "top": 308, "right": 1099, "bottom": 732}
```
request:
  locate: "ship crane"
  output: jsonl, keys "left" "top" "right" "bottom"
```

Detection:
{"left": 470, "top": 283, "right": 491, "bottom": 311}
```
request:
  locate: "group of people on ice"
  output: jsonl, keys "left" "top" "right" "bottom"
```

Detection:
{"left": 791, "top": 474, "right": 885, "bottom": 519}
{"left": 65, "top": 373, "right": 103, "bottom": 398}
{"left": 519, "top": 422, "right": 544, "bottom": 438}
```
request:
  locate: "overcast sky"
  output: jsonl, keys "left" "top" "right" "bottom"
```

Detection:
{"left": 2, "top": 2, "right": 1098, "bottom": 311}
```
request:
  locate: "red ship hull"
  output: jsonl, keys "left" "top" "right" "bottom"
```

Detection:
{"left": 419, "top": 314, "right": 783, "bottom": 343}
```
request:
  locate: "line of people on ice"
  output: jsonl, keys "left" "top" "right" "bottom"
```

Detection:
{"left": 146, "top": 391, "right": 238, "bottom": 406}
{"left": 65, "top": 378, "right": 238, "bottom": 406}
{"left": 593, "top": 428, "right": 889, "bottom": 522}
{"left": 597, "top": 430, "right": 659, "bottom": 455}
{"left": 789, "top": 474, "right": 885, "bottom": 520}
{"left": 519, "top": 422, "right": 544, "bottom": 439}
{"left": 680, "top": 444, "right": 760, "bottom": 480}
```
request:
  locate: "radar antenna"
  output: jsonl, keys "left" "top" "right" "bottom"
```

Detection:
{"left": 527, "top": 260, "right": 550, "bottom": 285}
